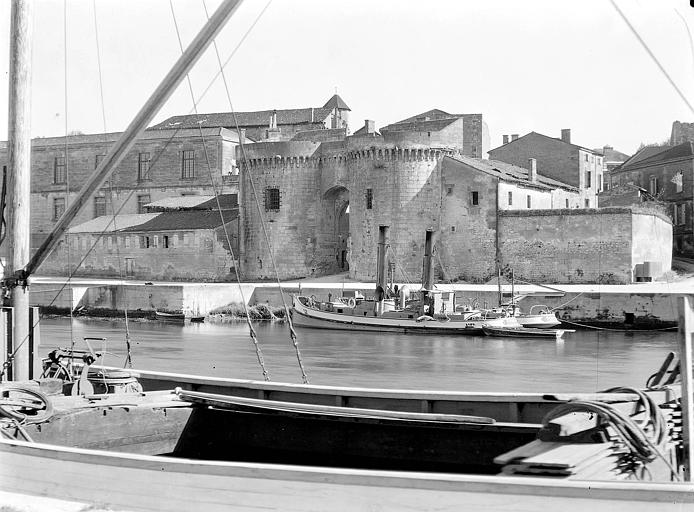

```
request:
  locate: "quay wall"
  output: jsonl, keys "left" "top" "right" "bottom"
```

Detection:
{"left": 28, "top": 280, "right": 687, "bottom": 324}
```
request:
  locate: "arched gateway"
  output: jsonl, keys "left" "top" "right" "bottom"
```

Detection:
{"left": 320, "top": 186, "right": 350, "bottom": 274}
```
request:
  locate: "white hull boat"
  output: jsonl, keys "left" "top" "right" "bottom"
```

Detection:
{"left": 291, "top": 295, "right": 519, "bottom": 334}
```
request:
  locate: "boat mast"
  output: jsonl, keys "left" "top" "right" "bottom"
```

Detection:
{"left": 3, "top": 0, "right": 244, "bottom": 381}
{"left": 4, "top": 0, "right": 34, "bottom": 381}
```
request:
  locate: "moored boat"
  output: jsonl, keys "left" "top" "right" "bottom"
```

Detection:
{"left": 482, "top": 325, "right": 574, "bottom": 340}
{"left": 155, "top": 310, "right": 205, "bottom": 323}
{"left": 292, "top": 227, "right": 520, "bottom": 335}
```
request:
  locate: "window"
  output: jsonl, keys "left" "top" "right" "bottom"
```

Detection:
{"left": 163, "top": 235, "right": 170, "bottom": 249}
{"left": 585, "top": 154, "right": 589, "bottom": 162}
{"left": 673, "top": 171, "right": 683, "bottom": 193}
{"left": 565, "top": 198, "right": 569, "bottom": 208}
{"left": 585, "top": 198, "right": 590, "bottom": 208}
{"left": 141, "top": 236, "right": 150, "bottom": 249}
{"left": 137, "top": 194, "right": 151, "bottom": 214}
{"left": 54, "top": 156, "right": 66, "bottom": 183}
{"left": 94, "top": 196, "right": 106, "bottom": 217}
{"left": 508, "top": 191, "right": 513, "bottom": 206}
{"left": 679, "top": 204, "right": 687, "bottom": 225}
{"left": 446, "top": 185, "right": 454, "bottom": 196}
{"left": 366, "top": 188, "right": 373, "bottom": 209}
{"left": 526, "top": 195, "right": 531, "bottom": 208}
{"left": 451, "top": 226, "right": 456, "bottom": 232}
{"left": 649, "top": 176, "right": 658, "bottom": 195}
{"left": 53, "top": 197, "right": 65, "bottom": 220}
{"left": 265, "top": 188, "right": 280, "bottom": 211}
{"left": 125, "top": 258, "right": 134, "bottom": 277}
{"left": 585, "top": 171, "right": 592, "bottom": 188}
{"left": 471, "top": 191, "right": 479, "bottom": 206}
{"left": 138, "top": 152, "right": 150, "bottom": 180}
{"left": 124, "top": 236, "right": 131, "bottom": 249}
{"left": 95, "top": 154, "right": 105, "bottom": 169}
{"left": 181, "top": 150, "right": 195, "bottom": 178}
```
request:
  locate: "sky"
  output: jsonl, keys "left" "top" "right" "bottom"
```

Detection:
{"left": 0, "top": 0, "right": 692, "bottom": 156}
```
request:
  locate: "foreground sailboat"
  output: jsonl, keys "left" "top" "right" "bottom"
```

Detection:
{"left": 1, "top": 1, "right": 693, "bottom": 510}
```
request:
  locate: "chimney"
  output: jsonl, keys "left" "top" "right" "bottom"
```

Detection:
{"left": 528, "top": 158, "right": 537, "bottom": 183}
{"left": 561, "top": 128, "right": 571, "bottom": 144}
{"left": 511, "top": 134, "right": 519, "bottom": 141}
{"left": 502, "top": 134, "right": 509, "bottom": 144}
{"left": 364, "top": 119, "right": 375, "bottom": 135}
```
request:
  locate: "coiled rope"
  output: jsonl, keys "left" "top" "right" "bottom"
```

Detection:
{"left": 0, "top": 385, "right": 55, "bottom": 442}
{"left": 542, "top": 386, "right": 679, "bottom": 481}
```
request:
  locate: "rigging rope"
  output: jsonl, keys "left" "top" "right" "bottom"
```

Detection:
{"left": 63, "top": 0, "right": 77, "bottom": 372}
{"left": 171, "top": 0, "right": 270, "bottom": 381}
{"left": 93, "top": 0, "right": 133, "bottom": 368}
{"left": 199, "top": 0, "right": 309, "bottom": 384}
{"left": 542, "top": 387, "right": 679, "bottom": 481}
{"left": 0, "top": 0, "right": 268, "bottom": 378}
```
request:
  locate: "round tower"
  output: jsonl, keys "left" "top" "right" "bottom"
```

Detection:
{"left": 238, "top": 141, "right": 322, "bottom": 280}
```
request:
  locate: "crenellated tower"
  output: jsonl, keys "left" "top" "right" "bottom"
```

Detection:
{"left": 238, "top": 131, "right": 458, "bottom": 281}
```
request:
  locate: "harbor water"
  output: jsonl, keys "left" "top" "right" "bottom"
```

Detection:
{"left": 37, "top": 317, "right": 679, "bottom": 393}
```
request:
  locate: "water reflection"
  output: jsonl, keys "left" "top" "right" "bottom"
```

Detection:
{"left": 38, "top": 317, "right": 678, "bottom": 393}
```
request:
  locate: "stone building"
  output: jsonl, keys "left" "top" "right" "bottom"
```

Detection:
{"left": 671, "top": 120, "right": 694, "bottom": 146}
{"left": 236, "top": 119, "right": 666, "bottom": 284}
{"left": 488, "top": 130, "right": 604, "bottom": 207}
{"left": 150, "top": 94, "right": 351, "bottom": 142}
{"left": 605, "top": 141, "right": 693, "bottom": 258}
{"left": 39, "top": 196, "right": 239, "bottom": 282}
{"left": 595, "top": 145, "right": 629, "bottom": 191}
{"left": 380, "top": 109, "right": 489, "bottom": 158}
{"left": 0, "top": 127, "right": 242, "bottom": 253}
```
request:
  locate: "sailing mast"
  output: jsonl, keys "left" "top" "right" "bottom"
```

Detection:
{"left": 4, "top": 0, "right": 33, "bottom": 381}
{"left": 3, "top": 0, "right": 245, "bottom": 381}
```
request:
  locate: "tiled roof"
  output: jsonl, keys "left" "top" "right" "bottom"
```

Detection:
{"left": 352, "top": 125, "right": 380, "bottom": 137}
{"left": 145, "top": 196, "right": 217, "bottom": 210}
{"left": 120, "top": 210, "right": 237, "bottom": 232}
{"left": 145, "top": 194, "right": 237, "bottom": 211}
{"left": 595, "top": 146, "right": 630, "bottom": 162}
{"left": 491, "top": 132, "right": 600, "bottom": 154}
{"left": 447, "top": 155, "right": 577, "bottom": 191}
{"left": 628, "top": 141, "right": 693, "bottom": 167}
{"left": 393, "top": 109, "right": 454, "bottom": 124}
{"left": 68, "top": 214, "right": 160, "bottom": 234}
{"left": 149, "top": 107, "right": 333, "bottom": 131}
{"left": 620, "top": 145, "right": 671, "bottom": 168}
{"left": 322, "top": 94, "right": 351, "bottom": 111}
{"left": 380, "top": 117, "right": 459, "bottom": 133}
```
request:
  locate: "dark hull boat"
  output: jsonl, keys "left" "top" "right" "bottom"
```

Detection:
{"left": 1, "top": 361, "right": 691, "bottom": 511}
{"left": 482, "top": 326, "right": 575, "bottom": 340}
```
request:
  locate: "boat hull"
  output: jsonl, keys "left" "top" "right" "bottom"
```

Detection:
{"left": 2, "top": 439, "right": 692, "bottom": 512}
{"left": 516, "top": 313, "right": 561, "bottom": 329}
{"left": 291, "top": 300, "right": 516, "bottom": 335}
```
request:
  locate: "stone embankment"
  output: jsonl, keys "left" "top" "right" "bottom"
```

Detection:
{"left": 29, "top": 273, "right": 694, "bottom": 328}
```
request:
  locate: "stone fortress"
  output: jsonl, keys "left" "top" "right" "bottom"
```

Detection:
{"left": 230, "top": 96, "right": 669, "bottom": 284}
{"left": 0, "top": 94, "right": 673, "bottom": 285}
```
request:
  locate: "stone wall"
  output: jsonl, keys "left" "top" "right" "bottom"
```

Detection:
{"left": 498, "top": 208, "right": 672, "bottom": 284}
{"left": 38, "top": 224, "right": 238, "bottom": 282}
{"left": 671, "top": 121, "right": 694, "bottom": 146}
{"left": 239, "top": 141, "right": 323, "bottom": 280}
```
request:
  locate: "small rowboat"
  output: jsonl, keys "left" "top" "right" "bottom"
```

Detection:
{"left": 481, "top": 326, "right": 574, "bottom": 340}
{"left": 155, "top": 311, "right": 205, "bottom": 323}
